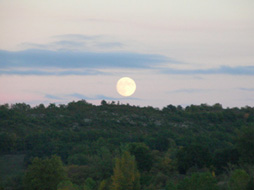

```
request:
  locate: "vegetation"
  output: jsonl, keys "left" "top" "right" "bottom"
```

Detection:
{"left": 23, "top": 155, "right": 67, "bottom": 190}
{"left": 0, "top": 100, "right": 254, "bottom": 190}
{"left": 111, "top": 151, "right": 140, "bottom": 190}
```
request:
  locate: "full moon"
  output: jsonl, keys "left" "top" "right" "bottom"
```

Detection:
{"left": 116, "top": 77, "right": 136, "bottom": 97}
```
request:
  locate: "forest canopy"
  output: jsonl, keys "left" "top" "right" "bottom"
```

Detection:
{"left": 0, "top": 101, "right": 253, "bottom": 190}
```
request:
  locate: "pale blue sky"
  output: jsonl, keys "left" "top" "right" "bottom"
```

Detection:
{"left": 0, "top": 0, "right": 253, "bottom": 108}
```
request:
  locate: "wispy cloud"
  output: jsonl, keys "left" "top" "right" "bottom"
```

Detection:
{"left": 162, "top": 66, "right": 254, "bottom": 75}
{"left": 96, "top": 42, "right": 124, "bottom": 48}
{"left": 45, "top": 93, "right": 140, "bottom": 101}
{"left": 70, "top": 93, "right": 117, "bottom": 100}
{"left": 0, "top": 49, "right": 169, "bottom": 75}
{"left": 0, "top": 69, "right": 106, "bottom": 76}
{"left": 69, "top": 93, "right": 139, "bottom": 100}
{"left": 69, "top": 93, "right": 90, "bottom": 99}
{"left": 20, "top": 34, "right": 124, "bottom": 51}
{"left": 51, "top": 40, "right": 85, "bottom": 48}
{"left": 45, "top": 94, "right": 63, "bottom": 100}
{"left": 238, "top": 88, "right": 254, "bottom": 91}
{"left": 52, "top": 34, "right": 102, "bottom": 41}
{"left": 1, "top": 48, "right": 253, "bottom": 76}
{"left": 2, "top": 34, "right": 254, "bottom": 76}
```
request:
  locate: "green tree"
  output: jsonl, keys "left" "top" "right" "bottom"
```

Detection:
{"left": 67, "top": 153, "right": 88, "bottom": 165}
{"left": 176, "top": 144, "right": 211, "bottom": 174}
{"left": 165, "top": 180, "right": 177, "bottom": 190}
{"left": 236, "top": 126, "right": 254, "bottom": 164}
{"left": 83, "top": 178, "right": 96, "bottom": 190}
{"left": 66, "top": 165, "right": 91, "bottom": 186}
{"left": 23, "top": 155, "right": 67, "bottom": 190}
{"left": 229, "top": 169, "right": 250, "bottom": 190}
{"left": 127, "top": 142, "right": 153, "bottom": 171}
{"left": 177, "top": 172, "right": 218, "bottom": 190}
{"left": 101, "top": 100, "right": 107, "bottom": 106}
{"left": 246, "top": 176, "right": 254, "bottom": 190}
{"left": 98, "top": 179, "right": 110, "bottom": 190}
{"left": 111, "top": 151, "right": 140, "bottom": 190}
{"left": 213, "top": 147, "right": 239, "bottom": 173}
{"left": 0, "top": 133, "right": 16, "bottom": 153}
{"left": 57, "top": 180, "right": 78, "bottom": 190}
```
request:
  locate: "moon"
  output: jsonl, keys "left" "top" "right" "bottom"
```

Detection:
{"left": 116, "top": 77, "right": 136, "bottom": 97}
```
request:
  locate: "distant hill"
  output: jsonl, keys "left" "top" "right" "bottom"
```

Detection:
{"left": 0, "top": 100, "right": 253, "bottom": 190}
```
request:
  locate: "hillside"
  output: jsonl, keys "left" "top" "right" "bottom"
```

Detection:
{"left": 0, "top": 100, "right": 254, "bottom": 190}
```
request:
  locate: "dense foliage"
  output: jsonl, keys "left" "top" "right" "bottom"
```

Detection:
{"left": 0, "top": 100, "right": 253, "bottom": 190}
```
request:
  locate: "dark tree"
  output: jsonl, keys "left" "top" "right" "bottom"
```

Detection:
{"left": 127, "top": 142, "right": 153, "bottom": 171}
{"left": 236, "top": 126, "right": 254, "bottom": 164}
{"left": 23, "top": 155, "right": 67, "bottom": 190}
{"left": 176, "top": 144, "right": 212, "bottom": 174}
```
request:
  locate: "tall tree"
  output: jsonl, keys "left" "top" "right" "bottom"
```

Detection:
{"left": 23, "top": 155, "right": 67, "bottom": 190}
{"left": 57, "top": 180, "right": 78, "bottom": 190}
{"left": 236, "top": 126, "right": 254, "bottom": 164}
{"left": 127, "top": 142, "right": 153, "bottom": 171}
{"left": 83, "top": 178, "right": 96, "bottom": 190}
{"left": 98, "top": 179, "right": 110, "bottom": 190}
{"left": 176, "top": 144, "right": 211, "bottom": 174}
{"left": 229, "top": 169, "right": 250, "bottom": 190}
{"left": 111, "top": 151, "right": 140, "bottom": 190}
{"left": 177, "top": 172, "right": 218, "bottom": 190}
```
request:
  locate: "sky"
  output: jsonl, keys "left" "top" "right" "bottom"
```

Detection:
{"left": 0, "top": 0, "right": 254, "bottom": 108}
